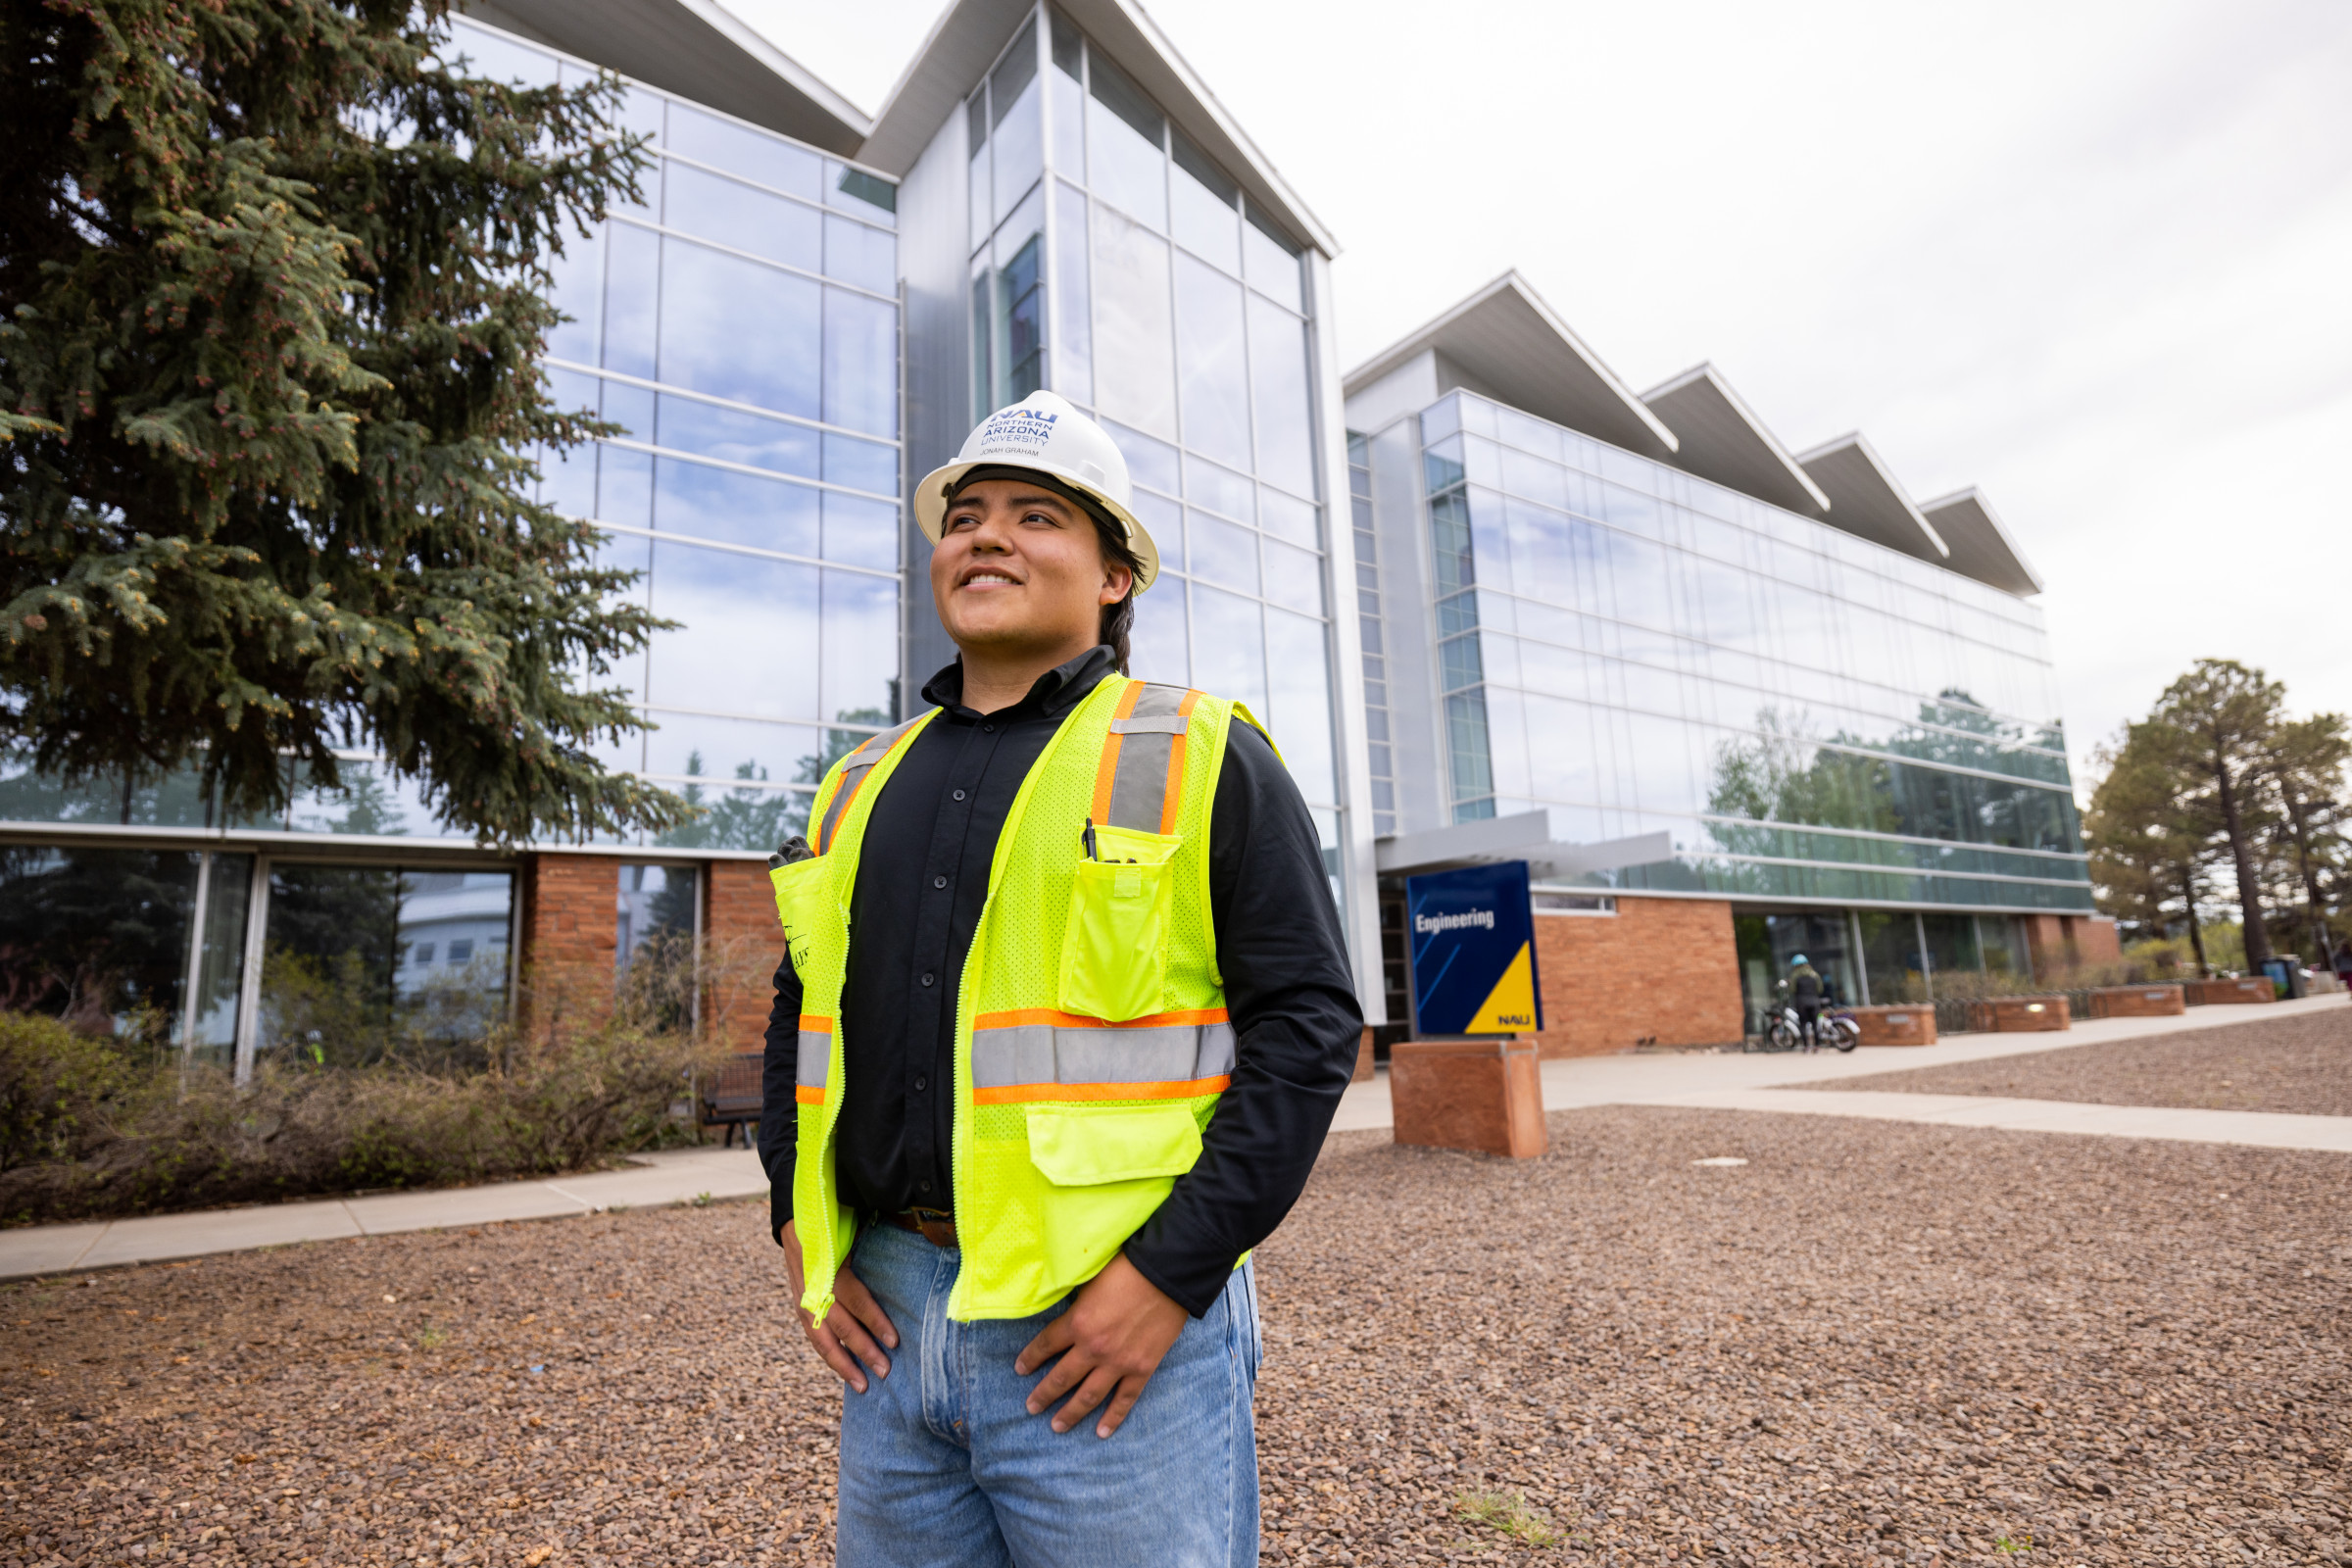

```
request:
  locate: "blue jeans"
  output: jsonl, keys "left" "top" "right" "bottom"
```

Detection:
{"left": 834, "top": 1221, "right": 1262, "bottom": 1568}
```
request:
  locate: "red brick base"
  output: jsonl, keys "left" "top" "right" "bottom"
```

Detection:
{"left": 1521, "top": 896, "right": 1744, "bottom": 1057}
{"left": 1390, "top": 1038, "right": 1544, "bottom": 1158}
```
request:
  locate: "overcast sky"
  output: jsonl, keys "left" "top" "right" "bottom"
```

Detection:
{"left": 733, "top": 0, "right": 2352, "bottom": 795}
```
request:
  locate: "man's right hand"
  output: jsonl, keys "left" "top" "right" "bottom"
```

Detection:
{"left": 782, "top": 1219, "right": 898, "bottom": 1394}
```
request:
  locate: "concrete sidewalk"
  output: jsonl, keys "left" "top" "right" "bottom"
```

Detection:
{"left": 1332, "top": 990, "right": 2351, "bottom": 1140}
{"left": 0, "top": 1144, "right": 768, "bottom": 1282}
{"left": 3, "top": 993, "right": 2340, "bottom": 1282}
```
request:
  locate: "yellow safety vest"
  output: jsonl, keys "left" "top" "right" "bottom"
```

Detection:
{"left": 771, "top": 674, "right": 1254, "bottom": 1323}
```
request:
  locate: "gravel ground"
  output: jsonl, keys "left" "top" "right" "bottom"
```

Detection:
{"left": 1807, "top": 1008, "right": 2352, "bottom": 1117}
{"left": 2, "top": 1107, "right": 2347, "bottom": 1567}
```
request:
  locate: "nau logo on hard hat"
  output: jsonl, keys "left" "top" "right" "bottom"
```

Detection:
{"left": 981, "top": 407, "right": 1057, "bottom": 448}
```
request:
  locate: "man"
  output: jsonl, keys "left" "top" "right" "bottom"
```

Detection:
{"left": 759, "top": 390, "right": 1362, "bottom": 1567}
{"left": 1786, "top": 955, "right": 1824, "bottom": 1051}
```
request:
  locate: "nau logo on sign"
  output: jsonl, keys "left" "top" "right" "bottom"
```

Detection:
{"left": 1404, "top": 861, "right": 1544, "bottom": 1037}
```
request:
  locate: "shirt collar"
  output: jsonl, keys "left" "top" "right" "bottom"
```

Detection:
{"left": 919, "top": 645, "right": 1117, "bottom": 721}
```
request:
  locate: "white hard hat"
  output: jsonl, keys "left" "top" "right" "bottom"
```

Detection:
{"left": 913, "top": 390, "right": 1160, "bottom": 594}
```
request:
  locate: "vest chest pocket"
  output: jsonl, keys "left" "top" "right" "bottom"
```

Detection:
{"left": 1056, "top": 825, "right": 1180, "bottom": 1022}
{"left": 770, "top": 857, "right": 844, "bottom": 979}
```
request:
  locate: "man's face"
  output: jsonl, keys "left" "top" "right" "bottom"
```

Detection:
{"left": 930, "top": 477, "right": 1132, "bottom": 662}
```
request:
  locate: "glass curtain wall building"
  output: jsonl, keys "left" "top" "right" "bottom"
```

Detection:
{"left": 0, "top": 0, "right": 1384, "bottom": 1056}
{"left": 939, "top": 10, "right": 1346, "bottom": 870}
{"left": 1346, "top": 273, "right": 2095, "bottom": 1027}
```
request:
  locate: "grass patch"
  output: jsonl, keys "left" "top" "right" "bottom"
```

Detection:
{"left": 1455, "top": 1489, "right": 1571, "bottom": 1548}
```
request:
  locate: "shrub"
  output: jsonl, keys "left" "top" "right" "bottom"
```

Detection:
{"left": 0, "top": 1015, "right": 729, "bottom": 1226}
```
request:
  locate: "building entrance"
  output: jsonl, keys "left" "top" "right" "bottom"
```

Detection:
{"left": 1733, "top": 910, "right": 1860, "bottom": 1037}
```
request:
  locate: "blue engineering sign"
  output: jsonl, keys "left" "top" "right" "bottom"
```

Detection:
{"left": 1404, "top": 861, "right": 1544, "bottom": 1036}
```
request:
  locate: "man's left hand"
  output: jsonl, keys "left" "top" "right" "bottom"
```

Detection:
{"left": 1014, "top": 1251, "right": 1189, "bottom": 1438}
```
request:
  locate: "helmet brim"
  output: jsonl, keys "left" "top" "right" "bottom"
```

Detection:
{"left": 913, "top": 459, "right": 1160, "bottom": 595}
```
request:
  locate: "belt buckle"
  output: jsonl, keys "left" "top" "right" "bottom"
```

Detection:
{"left": 902, "top": 1206, "right": 956, "bottom": 1249}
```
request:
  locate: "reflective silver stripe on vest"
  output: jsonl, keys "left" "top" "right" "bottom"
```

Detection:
{"left": 798, "top": 1029, "right": 832, "bottom": 1089}
{"left": 970, "top": 1020, "right": 1237, "bottom": 1089}
{"left": 1104, "top": 683, "right": 1194, "bottom": 833}
{"left": 817, "top": 713, "right": 926, "bottom": 852}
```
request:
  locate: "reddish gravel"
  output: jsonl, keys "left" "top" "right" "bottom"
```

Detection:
{"left": 2, "top": 1107, "right": 2347, "bottom": 1567}
{"left": 1810, "top": 1007, "right": 2352, "bottom": 1117}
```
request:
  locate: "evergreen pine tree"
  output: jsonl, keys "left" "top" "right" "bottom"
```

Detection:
{"left": 0, "top": 0, "right": 685, "bottom": 844}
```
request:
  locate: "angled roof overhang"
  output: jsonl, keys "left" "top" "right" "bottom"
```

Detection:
{"left": 1345, "top": 272, "right": 1681, "bottom": 462}
{"left": 857, "top": 0, "right": 1336, "bottom": 256}
{"left": 1920, "top": 487, "right": 2044, "bottom": 596}
{"left": 464, "top": 0, "right": 871, "bottom": 155}
{"left": 1642, "top": 364, "right": 1830, "bottom": 517}
{"left": 1794, "top": 432, "right": 1949, "bottom": 564}
{"left": 1374, "top": 811, "right": 1674, "bottom": 880}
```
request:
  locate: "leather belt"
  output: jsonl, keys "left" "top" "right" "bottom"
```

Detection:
{"left": 884, "top": 1207, "right": 958, "bottom": 1249}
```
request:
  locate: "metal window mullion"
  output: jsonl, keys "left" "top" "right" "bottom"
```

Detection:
{"left": 233, "top": 855, "right": 270, "bottom": 1086}
{"left": 177, "top": 851, "right": 212, "bottom": 1055}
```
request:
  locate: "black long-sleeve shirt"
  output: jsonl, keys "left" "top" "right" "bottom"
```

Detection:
{"left": 759, "top": 646, "right": 1362, "bottom": 1315}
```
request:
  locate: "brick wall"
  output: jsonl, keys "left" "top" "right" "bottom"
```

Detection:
{"left": 705, "top": 859, "right": 783, "bottom": 1054}
{"left": 2075, "top": 916, "right": 2123, "bottom": 966}
{"left": 517, "top": 854, "right": 628, "bottom": 1041}
{"left": 1522, "top": 896, "right": 1744, "bottom": 1058}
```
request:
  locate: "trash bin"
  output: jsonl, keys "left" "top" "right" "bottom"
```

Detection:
{"left": 2259, "top": 957, "right": 2306, "bottom": 1000}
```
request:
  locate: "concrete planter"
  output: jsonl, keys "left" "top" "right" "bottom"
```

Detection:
{"left": 1968, "top": 996, "right": 2071, "bottom": 1033}
{"left": 2085, "top": 984, "right": 2185, "bottom": 1019}
{"left": 1845, "top": 1004, "right": 1936, "bottom": 1045}
{"left": 1390, "top": 1038, "right": 1545, "bottom": 1158}
{"left": 2183, "top": 976, "right": 2275, "bottom": 1005}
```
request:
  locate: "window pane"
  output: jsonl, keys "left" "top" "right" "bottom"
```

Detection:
{"left": 647, "top": 541, "right": 819, "bottom": 720}
{"left": 826, "top": 160, "right": 897, "bottom": 225}
{"left": 643, "top": 710, "right": 821, "bottom": 796}
{"left": 394, "top": 870, "right": 514, "bottom": 1043}
{"left": 0, "top": 846, "right": 198, "bottom": 1037}
{"left": 660, "top": 239, "right": 820, "bottom": 417}
{"left": 605, "top": 222, "right": 661, "bottom": 380}
{"left": 1050, "top": 32, "right": 1084, "bottom": 174}
{"left": 1190, "top": 584, "right": 1266, "bottom": 713}
{"left": 1258, "top": 487, "right": 1318, "bottom": 547}
{"left": 654, "top": 457, "right": 819, "bottom": 557}
{"left": 823, "top": 491, "right": 899, "bottom": 573}
{"left": 663, "top": 162, "right": 820, "bottom": 271}
{"left": 1108, "top": 418, "right": 1180, "bottom": 494}
{"left": 820, "top": 431, "right": 895, "bottom": 499}
{"left": 821, "top": 568, "right": 900, "bottom": 724}
{"left": 1091, "top": 206, "right": 1176, "bottom": 438}
{"left": 1247, "top": 294, "right": 1315, "bottom": 498}
{"left": 546, "top": 222, "right": 604, "bottom": 365}
{"left": 1186, "top": 509, "right": 1257, "bottom": 595}
{"left": 1170, "top": 130, "right": 1240, "bottom": 273}
{"left": 1243, "top": 207, "right": 1302, "bottom": 312}
{"left": 261, "top": 864, "right": 399, "bottom": 1057}
{"left": 990, "top": 24, "right": 1043, "bottom": 226}
{"left": 825, "top": 213, "right": 895, "bottom": 294}
{"left": 186, "top": 853, "right": 252, "bottom": 1060}
{"left": 968, "top": 91, "right": 992, "bottom": 255}
{"left": 599, "top": 445, "right": 653, "bottom": 528}
{"left": 1086, "top": 53, "right": 1166, "bottom": 228}
{"left": 1174, "top": 254, "right": 1250, "bottom": 470}
{"left": 1129, "top": 573, "right": 1189, "bottom": 684}
{"left": 1051, "top": 180, "right": 1092, "bottom": 404}
{"left": 668, "top": 102, "right": 821, "bottom": 200}
{"left": 1263, "top": 608, "right": 1335, "bottom": 804}
{"left": 615, "top": 864, "right": 696, "bottom": 975}
{"left": 1184, "top": 452, "right": 1252, "bottom": 521}
{"left": 824, "top": 285, "right": 899, "bottom": 437}
{"left": 656, "top": 394, "right": 817, "bottom": 479}
{"left": 1261, "top": 537, "right": 1324, "bottom": 615}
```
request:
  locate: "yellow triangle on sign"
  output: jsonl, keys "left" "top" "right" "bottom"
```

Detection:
{"left": 1466, "top": 941, "right": 1539, "bottom": 1034}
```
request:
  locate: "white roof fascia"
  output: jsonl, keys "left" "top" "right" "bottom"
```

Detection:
{"left": 1344, "top": 271, "right": 1682, "bottom": 459}
{"left": 1641, "top": 362, "right": 1832, "bottom": 515}
{"left": 858, "top": 0, "right": 1338, "bottom": 257}
{"left": 1921, "top": 486, "right": 2046, "bottom": 596}
{"left": 462, "top": 0, "right": 872, "bottom": 154}
{"left": 1794, "top": 431, "right": 1950, "bottom": 559}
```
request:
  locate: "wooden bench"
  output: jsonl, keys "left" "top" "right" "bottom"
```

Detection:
{"left": 699, "top": 1052, "right": 764, "bottom": 1148}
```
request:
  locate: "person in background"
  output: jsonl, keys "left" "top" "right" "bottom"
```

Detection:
{"left": 759, "top": 390, "right": 1363, "bottom": 1567}
{"left": 1787, "top": 955, "right": 1824, "bottom": 1051}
